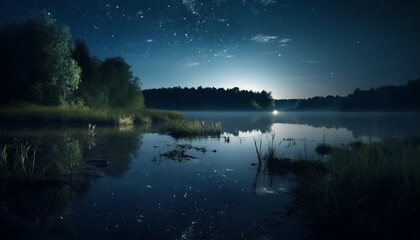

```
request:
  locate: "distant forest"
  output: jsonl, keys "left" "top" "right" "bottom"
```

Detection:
{"left": 142, "top": 87, "right": 274, "bottom": 110}
{"left": 276, "top": 79, "right": 420, "bottom": 111}
{"left": 144, "top": 79, "right": 420, "bottom": 111}
{"left": 0, "top": 11, "right": 144, "bottom": 108}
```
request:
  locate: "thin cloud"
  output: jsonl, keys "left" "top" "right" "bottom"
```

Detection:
{"left": 214, "top": 49, "right": 235, "bottom": 58}
{"left": 251, "top": 34, "right": 278, "bottom": 43}
{"left": 303, "top": 60, "right": 320, "bottom": 63}
{"left": 185, "top": 62, "right": 200, "bottom": 67}
{"left": 279, "top": 38, "right": 291, "bottom": 43}
{"left": 260, "top": 0, "right": 276, "bottom": 5}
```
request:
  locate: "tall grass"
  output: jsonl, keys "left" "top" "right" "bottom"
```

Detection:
{"left": 297, "top": 172, "right": 339, "bottom": 225}
{"left": 0, "top": 104, "right": 185, "bottom": 125}
{"left": 253, "top": 136, "right": 420, "bottom": 236}
{"left": 253, "top": 135, "right": 325, "bottom": 176}
{"left": 298, "top": 139, "right": 420, "bottom": 237}
{"left": 164, "top": 120, "right": 222, "bottom": 138}
{"left": 0, "top": 140, "right": 50, "bottom": 182}
{"left": 253, "top": 134, "right": 285, "bottom": 162}
{"left": 0, "top": 145, "right": 8, "bottom": 177}
{"left": 331, "top": 140, "right": 420, "bottom": 192}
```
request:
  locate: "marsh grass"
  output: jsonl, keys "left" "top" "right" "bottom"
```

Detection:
{"left": 252, "top": 135, "right": 326, "bottom": 201}
{"left": 315, "top": 133, "right": 333, "bottom": 155}
{"left": 315, "top": 142, "right": 333, "bottom": 155}
{"left": 254, "top": 135, "right": 420, "bottom": 237}
{"left": 254, "top": 134, "right": 284, "bottom": 163}
{"left": 0, "top": 145, "right": 9, "bottom": 176}
{"left": 164, "top": 120, "right": 222, "bottom": 138}
{"left": 0, "top": 104, "right": 226, "bottom": 138}
{"left": 300, "top": 139, "right": 420, "bottom": 237}
{"left": 116, "top": 115, "right": 134, "bottom": 126}
{"left": 0, "top": 104, "right": 184, "bottom": 125}
{"left": 0, "top": 140, "right": 51, "bottom": 182}
{"left": 253, "top": 135, "right": 325, "bottom": 176}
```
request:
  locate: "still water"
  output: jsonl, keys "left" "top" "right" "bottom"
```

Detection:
{"left": 1, "top": 111, "right": 419, "bottom": 239}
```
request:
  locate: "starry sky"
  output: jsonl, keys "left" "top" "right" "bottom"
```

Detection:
{"left": 1, "top": 0, "right": 419, "bottom": 99}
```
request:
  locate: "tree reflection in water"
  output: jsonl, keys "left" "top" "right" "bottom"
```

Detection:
{"left": 0, "top": 126, "right": 144, "bottom": 238}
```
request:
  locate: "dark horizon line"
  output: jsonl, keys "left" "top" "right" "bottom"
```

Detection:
{"left": 142, "top": 77, "right": 420, "bottom": 101}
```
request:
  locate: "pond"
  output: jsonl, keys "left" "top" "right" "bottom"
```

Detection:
{"left": 1, "top": 111, "right": 419, "bottom": 239}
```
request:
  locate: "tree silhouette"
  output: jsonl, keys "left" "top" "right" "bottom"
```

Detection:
{"left": 72, "top": 39, "right": 108, "bottom": 107}
{"left": 0, "top": 11, "right": 81, "bottom": 105}
{"left": 100, "top": 57, "right": 144, "bottom": 108}
{"left": 142, "top": 87, "right": 274, "bottom": 110}
{"left": 0, "top": 12, "right": 144, "bottom": 109}
{"left": 274, "top": 79, "right": 420, "bottom": 111}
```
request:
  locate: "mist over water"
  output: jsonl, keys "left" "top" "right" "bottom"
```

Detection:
{"left": 182, "top": 111, "right": 419, "bottom": 138}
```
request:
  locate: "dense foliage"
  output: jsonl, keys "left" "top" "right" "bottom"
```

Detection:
{"left": 72, "top": 40, "right": 144, "bottom": 108}
{"left": 275, "top": 96, "right": 344, "bottom": 111}
{"left": 0, "top": 11, "right": 144, "bottom": 108}
{"left": 341, "top": 79, "right": 420, "bottom": 111}
{"left": 0, "top": 11, "right": 80, "bottom": 105}
{"left": 142, "top": 87, "right": 274, "bottom": 110}
{"left": 275, "top": 79, "right": 420, "bottom": 111}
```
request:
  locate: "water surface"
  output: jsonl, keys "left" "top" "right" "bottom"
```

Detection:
{"left": 1, "top": 111, "right": 419, "bottom": 239}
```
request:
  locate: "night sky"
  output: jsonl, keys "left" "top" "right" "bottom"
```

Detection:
{"left": 1, "top": 0, "right": 419, "bottom": 99}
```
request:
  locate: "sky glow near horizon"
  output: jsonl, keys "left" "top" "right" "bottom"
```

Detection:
{"left": 1, "top": 0, "right": 419, "bottom": 99}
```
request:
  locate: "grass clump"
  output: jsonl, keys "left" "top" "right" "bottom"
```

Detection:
{"left": 315, "top": 142, "right": 333, "bottom": 155}
{"left": 0, "top": 140, "right": 50, "bottom": 182}
{"left": 253, "top": 135, "right": 325, "bottom": 176}
{"left": 298, "top": 139, "right": 420, "bottom": 238}
{"left": 0, "top": 145, "right": 9, "bottom": 176}
{"left": 116, "top": 115, "right": 134, "bottom": 126}
{"left": 164, "top": 120, "right": 222, "bottom": 138}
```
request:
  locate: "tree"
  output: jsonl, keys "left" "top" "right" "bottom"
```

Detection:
{"left": 0, "top": 11, "right": 81, "bottom": 105}
{"left": 100, "top": 57, "right": 144, "bottom": 108}
{"left": 72, "top": 39, "right": 108, "bottom": 107}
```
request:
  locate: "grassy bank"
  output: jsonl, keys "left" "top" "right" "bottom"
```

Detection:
{"left": 0, "top": 106, "right": 223, "bottom": 183}
{"left": 0, "top": 105, "right": 223, "bottom": 138}
{"left": 255, "top": 138, "right": 420, "bottom": 238}
{"left": 0, "top": 104, "right": 185, "bottom": 125}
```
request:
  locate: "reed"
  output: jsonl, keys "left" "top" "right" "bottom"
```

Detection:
{"left": 253, "top": 135, "right": 420, "bottom": 237}
{"left": 253, "top": 135, "right": 326, "bottom": 181}
{"left": 315, "top": 142, "right": 333, "bottom": 155}
{"left": 0, "top": 140, "right": 50, "bottom": 182}
{"left": 300, "top": 139, "right": 420, "bottom": 237}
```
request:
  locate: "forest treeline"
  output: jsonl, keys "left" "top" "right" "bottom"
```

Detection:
{"left": 142, "top": 87, "right": 274, "bottom": 110}
{"left": 144, "top": 79, "right": 420, "bottom": 111}
{"left": 275, "top": 78, "right": 420, "bottom": 111}
{"left": 0, "top": 11, "right": 144, "bottom": 108}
